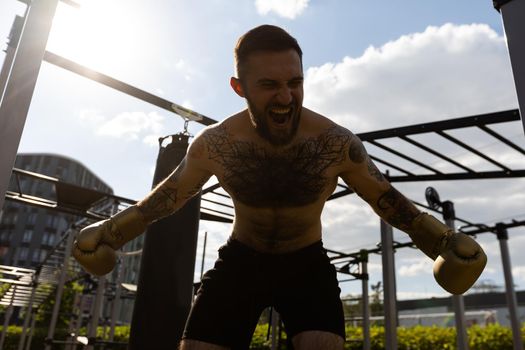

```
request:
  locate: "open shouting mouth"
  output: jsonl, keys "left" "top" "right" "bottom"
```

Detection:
{"left": 268, "top": 106, "right": 293, "bottom": 126}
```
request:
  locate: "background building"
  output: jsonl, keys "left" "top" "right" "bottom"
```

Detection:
{"left": 0, "top": 153, "right": 113, "bottom": 267}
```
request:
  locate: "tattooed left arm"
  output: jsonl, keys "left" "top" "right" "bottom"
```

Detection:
{"left": 338, "top": 132, "right": 421, "bottom": 234}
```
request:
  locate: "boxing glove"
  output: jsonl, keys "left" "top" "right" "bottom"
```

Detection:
{"left": 73, "top": 205, "right": 147, "bottom": 276}
{"left": 410, "top": 212, "right": 487, "bottom": 295}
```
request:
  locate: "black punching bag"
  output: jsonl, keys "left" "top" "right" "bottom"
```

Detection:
{"left": 129, "top": 133, "right": 201, "bottom": 349}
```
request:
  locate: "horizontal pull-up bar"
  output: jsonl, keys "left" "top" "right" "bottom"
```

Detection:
{"left": 43, "top": 51, "right": 218, "bottom": 126}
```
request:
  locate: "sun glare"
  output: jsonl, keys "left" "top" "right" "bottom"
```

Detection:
{"left": 47, "top": 0, "right": 145, "bottom": 74}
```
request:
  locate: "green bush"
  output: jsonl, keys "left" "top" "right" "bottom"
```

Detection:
{"left": 0, "top": 323, "right": 523, "bottom": 349}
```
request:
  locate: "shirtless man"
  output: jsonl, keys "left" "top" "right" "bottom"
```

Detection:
{"left": 73, "top": 25, "right": 487, "bottom": 349}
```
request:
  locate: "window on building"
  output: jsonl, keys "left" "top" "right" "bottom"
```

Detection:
{"left": 19, "top": 247, "right": 28, "bottom": 260}
{"left": 32, "top": 249, "right": 40, "bottom": 262}
{"left": 40, "top": 249, "right": 47, "bottom": 262}
{"left": 42, "top": 232, "right": 55, "bottom": 246}
{"left": 22, "top": 229, "right": 33, "bottom": 243}
{"left": 0, "top": 231, "right": 13, "bottom": 242}
{"left": 27, "top": 213, "right": 38, "bottom": 225}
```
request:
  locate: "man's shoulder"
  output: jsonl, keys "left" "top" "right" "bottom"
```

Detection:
{"left": 198, "top": 110, "right": 247, "bottom": 137}
{"left": 302, "top": 108, "right": 353, "bottom": 137}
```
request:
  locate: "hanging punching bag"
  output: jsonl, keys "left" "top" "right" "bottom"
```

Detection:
{"left": 129, "top": 133, "right": 201, "bottom": 349}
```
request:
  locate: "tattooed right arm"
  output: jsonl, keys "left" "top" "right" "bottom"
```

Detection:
{"left": 339, "top": 131, "right": 421, "bottom": 233}
{"left": 136, "top": 133, "right": 213, "bottom": 224}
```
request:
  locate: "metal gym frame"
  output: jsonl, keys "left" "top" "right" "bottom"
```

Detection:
{"left": 0, "top": 0, "right": 525, "bottom": 348}
{"left": 1, "top": 107, "right": 524, "bottom": 349}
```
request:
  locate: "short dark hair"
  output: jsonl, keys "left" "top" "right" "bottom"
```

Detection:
{"left": 234, "top": 24, "right": 303, "bottom": 79}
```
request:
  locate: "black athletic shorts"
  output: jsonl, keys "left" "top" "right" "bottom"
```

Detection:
{"left": 182, "top": 238, "right": 345, "bottom": 349}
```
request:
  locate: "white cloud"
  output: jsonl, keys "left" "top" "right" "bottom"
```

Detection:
{"left": 78, "top": 109, "right": 106, "bottom": 124}
{"left": 512, "top": 266, "right": 525, "bottom": 282}
{"left": 80, "top": 111, "right": 167, "bottom": 146}
{"left": 304, "top": 23, "right": 518, "bottom": 133}
{"left": 97, "top": 111, "right": 165, "bottom": 141}
{"left": 398, "top": 257, "right": 433, "bottom": 277}
{"left": 255, "top": 0, "right": 309, "bottom": 19}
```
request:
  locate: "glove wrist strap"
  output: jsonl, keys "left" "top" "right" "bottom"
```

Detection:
{"left": 410, "top": 212, "right": 454, "bottom": 260}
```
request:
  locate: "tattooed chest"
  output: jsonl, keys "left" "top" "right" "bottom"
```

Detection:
{"left": 206, "top": 130, "right": 349, "bottom": 207}
{"left": 222, "top": 156, "right": 328, "bottom": 207}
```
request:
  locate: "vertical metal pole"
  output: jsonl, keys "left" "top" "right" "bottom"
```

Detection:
{"left": 72, "top": 295, "right": 84, "bottom": 350}
{"left": 66, "top": 292, "right": 81, "bottom": 350}
{"left": 18, "top": 273, "right": 38, "bottom": 350}
{"left": 380, "top": 219, "right": 398, "bottom": 350}
{"left": 45, "top": 228, "right": 75, "bottom": 350}
{"left": 200, "top": 231, "right": 208, "bottom": 280}
{"left": 87, "top": 276, "right": 106, "bottom": 350}
{"left": 496, "top": 0, "right": 525, "bottom": 134}
{"left": 0, "top": 285, "right": 16, "bottom": 349}
{"left": 271, "top": 309, "right": 279, "bottom": 350}
{"left": 109, "top": 259, "right": 124, "bottom": 342}
{"left": 442, "top": 201, "right": 469, "bottom": 350}
{"left": 0, "top": 15, "right": 25, "bottom": 101}
{"left": 24, "top": 312, "right": 37, "bottom": 350}
{"left": 496, "top": 223, "right": 523, "bottom": 350}
{"left": 0, "top": 0, "right": 60, "bottom": 210}
{"left": 361, "top": 250, "right": 371, "bottom": 350}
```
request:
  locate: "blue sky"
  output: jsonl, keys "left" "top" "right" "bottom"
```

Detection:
{"left": 1, "top": 0, "right": 525, "bottom": 300}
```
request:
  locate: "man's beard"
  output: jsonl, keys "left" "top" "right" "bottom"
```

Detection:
{"left": 246, "top": 98, "right": 301, "bottom": 146}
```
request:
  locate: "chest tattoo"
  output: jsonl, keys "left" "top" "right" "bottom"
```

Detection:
{"left": 205, "top": 125, "right": 350, "bottom": 207}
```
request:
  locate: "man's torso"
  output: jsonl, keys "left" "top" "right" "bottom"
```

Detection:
{"left": 200, "top": 109, "right": 351, "bottom": 253}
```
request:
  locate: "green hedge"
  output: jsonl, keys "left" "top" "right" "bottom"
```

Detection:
{"left": 0, "top": 324, "right": 522, "bottom": 349}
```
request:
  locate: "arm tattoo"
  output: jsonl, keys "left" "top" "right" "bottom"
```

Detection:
{"left": 348, "top": 136, "right": 367, "bottom": 163}
{"left": 367, "top": 158, "right": 385, "bottom": 182}
{"left": 377, "top": 186, "right": 419, "bottom": 231}
{"left": 138, "top": 187, "right": 178, "bottom": 223}
{"left": 138, "top": 159, "right": 204, "bottom": 223}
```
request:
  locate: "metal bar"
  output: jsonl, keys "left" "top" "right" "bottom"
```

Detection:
{"left": 17, "top": 273, "right": 38, "bottom": 350}
{"left": 496, "top": 223, "right": 523, "bottom": 350}
{"left": 327, "top": 188, "right": 354, "bottom": 200}
{"left": 437, "top": 131, "right": 511, "bottom": 171}
{"left": 387, "top": 170, "right": 525, "bottom": 182}
{"left": 271, "top": 309, "right": 279, "bottom": 350}
{"left": 0, "top": 278, "right": 32, "bottom": 285}
{"left": 202, "top": 183, "right": 222, "bottom": 194}
{"left": 45, "top": 228, "right": 75, "bottom": 350}
{"left": 369, "top": 156, "right": 414, "bottom": 176}
{"left": 497, "top": 1, "right": 525, "bottom": 134}
{"left": 0, "top": 286, "right": 16, "bottom": 349}
{"left": 442, "top": 201, "right": 468, "bottom": 350}
{"left": 12, "top": 167, "right": 137, "bottom": 203}
{"left": 458, "top": 219, "right": 525, "bottom": 235}
{"left": 200, "top": 212, "right": 233, "bottom": 223}
{"left": 478, "top": 125, "right": 525, "bottom": 155}
{"left": 24, "top": 312, "right": 37, "bottom": 350}
{"left": 200, "top": 231, "right": 208, "bottom": 280}
{"left": 87, "top": 276, "right": 106, "bottom": 350}
{"left": 0, "top": 0, "right": 60, "bottom": 211}
{"left": 200, "top": 206, "right": 234, "bottom": 218}
{"left": 201, "top": 197, "right": 234, "bottom": 209}
{"left": 368, "top": 140, "right": 443, "bottom": 174}
{"left": 357, "top": 109, "right": 520, "bottom": 141}
{"left": 43, "top": 51, "right": 217, "bottom": 126}
{"left": 109, "top": 260, "right": 124, "bottom": 342}
{"left": 400, "top": 136, "right": 475, "bottom": 173}
{"left": 380, "top": 219, "right": 398, "bottom": 350}
{"left": 361, "top": 251, "right": 371, "bottom": 350}
{"left": 209, "top": 190, "right": 231, "bottom": 199}
{"left": 452, "top": 296, "right": 468, "bottom": 350}
{"left": 0, "top": 14, "right": 24, "bottom": 102}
